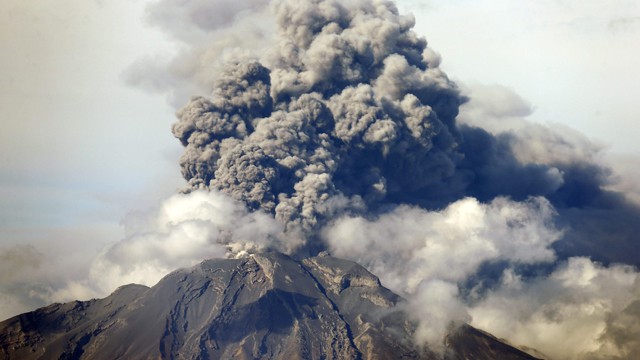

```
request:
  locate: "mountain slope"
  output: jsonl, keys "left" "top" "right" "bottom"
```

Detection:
{"left": 0, "top": 252, "right": 540, "bottom": 359}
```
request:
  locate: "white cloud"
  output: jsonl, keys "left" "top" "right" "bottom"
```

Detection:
{"left": 324, "top": 196, "right": 560, "bottom": 293}
{"left": 470, "top": 257, "right": 640, "bottom": 359}
{"left": 323, "top": 196, "right": 562, "bottom": 347}
{"left": 74, "top": 190, "right": 291, "bottom": 296}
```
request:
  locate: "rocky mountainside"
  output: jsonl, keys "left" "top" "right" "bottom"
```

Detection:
{"left": 0, "top": 252, "right": 541, "bottom": 359}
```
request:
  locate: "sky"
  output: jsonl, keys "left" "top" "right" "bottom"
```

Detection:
{"left": 400, "top": 0, "right": 640, "bottom": 153}
{"left": 1, "top": 0, "right": 183, "bottom": 258}
{"left": 1, "top": 0, "right": 640, "bottom": 358}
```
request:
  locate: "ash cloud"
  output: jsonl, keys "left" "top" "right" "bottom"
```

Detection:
{"left": 146, "top": 0, "right": 271, "bottom": 43}
{"left": 172, "top": 0, "right": 464, "bottom": 236}
{"left": 457, "top": 84, "right": 640, "bottom": 267}
{"left": 162, "top": 0, "right": 640, "bottom": 271}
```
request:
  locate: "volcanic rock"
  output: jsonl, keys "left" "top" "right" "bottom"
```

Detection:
{"left": 0, "top": 252, "right": 541, "bottom": 359}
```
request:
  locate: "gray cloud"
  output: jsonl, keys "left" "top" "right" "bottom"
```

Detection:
{"left": 0, "top": 245, "right": 43, "bottom": 283}
{"left": 53, "top": 190, "right": 291, "bottom": 301}
{"left": 146, "top": 0, "right": 271, "bottom": 43}
{"left": 470, "top": 257, "right": 640, "bottom": 360}
{"left": 0, "top": 245, "right": 57, "bottom": 321}
{"left": 124, "top": 0, "right": 275, "bottom": 107}
{"left": 171, "top": 0, "right": 464, "bottom": 237}
{"left": 592, "top": 299, "right": 640, "bottom": 359}
{"left": 608, "top": 16, "right": 640, "bottom": 34}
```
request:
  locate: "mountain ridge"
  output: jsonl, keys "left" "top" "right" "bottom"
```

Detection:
{"left": 0, "top": 252, "right": 542, "bottom": 359}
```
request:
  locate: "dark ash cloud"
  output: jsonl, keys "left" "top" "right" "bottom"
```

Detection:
{"left": 172, "top": 0, "right": 465, "bottom": 236}
{"left": 166, "top": 0, "right": 640, "bottom": 272}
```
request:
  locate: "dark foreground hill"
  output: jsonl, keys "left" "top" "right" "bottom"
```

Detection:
{"left": 0, "top": 252, "right": 541, "bottom": 359}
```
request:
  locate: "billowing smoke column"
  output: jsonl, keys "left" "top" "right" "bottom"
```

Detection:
{"left": 168, "top": 0, "right": 640, "bottom": 271}
{"left": 172, "top": 0, "right": 463, "bottom": 238}
{"left": 153, "top": 1, "right": 640, "bottom": 357}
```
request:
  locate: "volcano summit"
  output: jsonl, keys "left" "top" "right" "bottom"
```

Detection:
{"left": 0, "top": 252, "right": 540, "bottom": 359}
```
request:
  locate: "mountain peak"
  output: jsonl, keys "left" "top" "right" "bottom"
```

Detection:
{"left": 0, "top": 253, "right": 541, "bottom": 359}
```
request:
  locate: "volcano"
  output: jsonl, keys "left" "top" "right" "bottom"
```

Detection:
{"left": 0, "top": 252, "right": 540, "bottom": 359}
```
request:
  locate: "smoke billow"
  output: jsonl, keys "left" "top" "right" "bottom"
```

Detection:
{"left": 7, "top": 0, "right": 638, "bottom": 358}
{"left": 324, "top": 196, "right": 562, "bottom": 346}
{"left": 165, "top": 0, "right": 640, "bottom": 268}
{"left": 470, "top": 257, "right": 640, "bottom": 360}
{"left": 0, "top": 245, "right": 47, "bottom": 320}
{"left": 81, "top": 190, "right": 292, "bottom": 293}
{"left": 172, "top": 0, "right": 464, "bottom": 237}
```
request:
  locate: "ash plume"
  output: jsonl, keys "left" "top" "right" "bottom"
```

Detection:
{"left": 167, "top": 0, "right": 640, "bottom": 271}
{"left": 172, "top": 0, "right": 464, "bottom": 237}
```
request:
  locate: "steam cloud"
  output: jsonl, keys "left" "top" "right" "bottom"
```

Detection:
{"left": 4, "top": 0, "right": 640, "bottom": 359}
